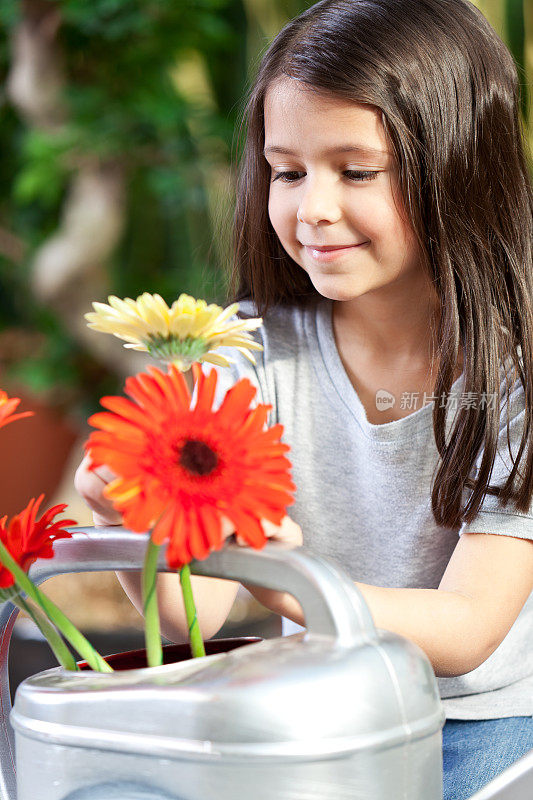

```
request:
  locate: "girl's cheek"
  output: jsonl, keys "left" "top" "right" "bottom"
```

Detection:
{"left": 269, "top": 192, "right": 293, "bottom": 228}
{"left": 267, "top": 193, "right": 275, "bottom": 225}
{"left": 268, "top": 197, "right": 285, "bottom": 235}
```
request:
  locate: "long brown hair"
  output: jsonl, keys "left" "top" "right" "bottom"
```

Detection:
{"left": 226, "top": 0, "right": 533, "bottom": 531}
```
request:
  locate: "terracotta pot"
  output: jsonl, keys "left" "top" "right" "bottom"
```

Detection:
{"left": 0, "top": 389, "right": 78, "bottom": 517}
{"left": 77, "top": 637, "right": 264, "bottom": 671}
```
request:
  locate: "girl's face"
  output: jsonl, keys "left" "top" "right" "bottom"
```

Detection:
{"left": 264, "top": 78, "right": 426, "bottom": 304}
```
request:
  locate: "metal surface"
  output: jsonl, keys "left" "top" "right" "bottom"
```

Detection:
{"left": 0, "top": 527, "right": 524, "bottom": 799}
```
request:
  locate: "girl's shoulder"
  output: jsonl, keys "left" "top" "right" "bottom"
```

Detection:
{"left": 236, "top": 297, "right": 320, "bottom": 345}
{"left": 235, "top": 297, "right": 259, "bottom": 319}
{"left": 236, "top": 297, "right": 314, "bottom": 320}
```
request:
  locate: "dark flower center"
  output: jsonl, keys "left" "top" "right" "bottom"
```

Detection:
{"left": 179, "top": 439, "right": 218, "bottom": 476}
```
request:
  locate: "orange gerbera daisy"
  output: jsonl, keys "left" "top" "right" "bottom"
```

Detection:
{"left": 0, "top": 390, "right": 33, "bottom": 429}
{"left": 0, "top": 495, "right": 76, "bottom": 589}
{"left": 86, "top": 363, "right": 296, "bottom": 568}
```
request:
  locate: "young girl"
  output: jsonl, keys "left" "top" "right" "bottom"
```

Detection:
{"left": 75, "top": 1, "right": 533, "bottom": 797}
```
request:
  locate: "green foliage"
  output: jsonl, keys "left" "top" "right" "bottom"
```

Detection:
{"left": 504, "top": 0, "right": 528, "bottom": 120}
{"left": 13, "top": 129, "right": 74, "bottom": 208}
{"left": 1, "top": 0, "right": 306, "bottom": 414}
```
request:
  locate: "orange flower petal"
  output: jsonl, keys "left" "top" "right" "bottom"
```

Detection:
{"left": 187, "top": 508, "right": 211, "bottom": 561}
{"left": 0, "top": 392, "right": 34, "bottom": 429}
{"left": 122, "top": 499, "right": 158, "bottom": 533}
{"left": 200, "top": 505, "right": 223, "bottom": 550}
{"left": 166, "top": 513, "right": 192, "bottom": 568}
{"left": 223, "top": 507, "right": 267, "bottom": 549}
{"left": 86, "top": 433, "right": 145, "bottom": 460}
{"left": 234, "top": 405, "right": 270, "bottom": 438}
{"left": 88, "top": 412, "right": 146, "bottom": 441}
{"left": 215, "top": 379, "right": 257, "bottom": 428}
{"left": 152, "top": 503, "right": 183, "bottom": 546}
{"left": 104, "top": 477, "right": 142, "bottom": 504}
{"left": 151, "top": 364, "right": 191, "bottom": 413}
{"left": 192, "top": 368, "right": 218, "bottom": 416}
{"left": 87, "top": 366, "right": 294, "bottom": 564}
{"left": 125, "top": 372, "right": 165, "bottom": 414}
{"left": 0, "top": 497, "right": 75, "bottom": 588}
{"left": 97, "top": 396, "right": 157, "bottom": 431}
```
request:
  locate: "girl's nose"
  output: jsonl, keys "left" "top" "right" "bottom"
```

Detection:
{"left": 296, "top": 181, "right": 342, "bottom": 226}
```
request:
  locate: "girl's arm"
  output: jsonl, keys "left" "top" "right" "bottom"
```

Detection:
{"left": 250, "top": 530, "right": 533, "bottom": 679}
{"left": 115, "top": 571, "right": 241, "bottom": 644}
{"left": 116, "top": 517, "right": 302, "bottom": 643}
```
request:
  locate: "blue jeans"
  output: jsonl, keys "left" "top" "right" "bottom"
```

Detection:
{"left": 442, "top": 716, "right": 533, "bottom": 800}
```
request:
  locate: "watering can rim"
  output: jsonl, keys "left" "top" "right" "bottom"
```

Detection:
{"left": 10, "top": 701, "right": 446, "bottom": 762}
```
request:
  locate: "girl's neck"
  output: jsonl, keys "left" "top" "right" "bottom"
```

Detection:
{"left": 331, "top": 280, "right": 446, "bottom": 371}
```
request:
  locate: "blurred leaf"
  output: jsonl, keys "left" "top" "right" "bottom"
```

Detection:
{"left": 0, "top": 0, "right": 310, "bottom": 410}
{"left": 11, "top": 129, "right": 74, "bottom": 207}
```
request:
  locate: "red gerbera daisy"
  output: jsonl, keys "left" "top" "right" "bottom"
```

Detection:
{"left": 0, "top": 495, "right": 76, "bottom": 589}
{"left": 0, "top": 390, "right": 33, "bottom": 429}
{"left": 86, "top": 363, "right": 296, "bottom": 568}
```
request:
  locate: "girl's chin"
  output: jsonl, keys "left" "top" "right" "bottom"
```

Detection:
{"left": 308, "top": 280, "right": 367, "bottom": 303}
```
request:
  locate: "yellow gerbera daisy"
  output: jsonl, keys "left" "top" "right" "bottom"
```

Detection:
{"left": 85, "top": 293, "right": 263, "bottom": 371}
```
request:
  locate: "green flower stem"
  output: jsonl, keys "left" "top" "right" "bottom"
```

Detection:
{"left": 14, "top": 594, "right": 78, "bottom": 671}
{"left": 142, "top": 538, "right": 163, "bottom": 667}
{"left": 0, "top": 540, "right": 112, "bottom": 672}
{"left": 179, "top": 564, "right": 205, "bottom": 658}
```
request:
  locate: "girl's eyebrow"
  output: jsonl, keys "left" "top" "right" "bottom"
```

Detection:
{"left": 263, "top": 144, "right": 389, "bottom": 158}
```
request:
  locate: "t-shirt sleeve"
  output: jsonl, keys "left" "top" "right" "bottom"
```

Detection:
{"left": 459, "top": 376, "right": 533, "bottom": 540}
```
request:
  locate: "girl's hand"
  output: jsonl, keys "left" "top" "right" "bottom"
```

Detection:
{"left": 222, "top": 514, "right": 304, "bottom": 621}
{"left": 224, "top": 515, "right": 303, "bottom": 549}
{"left": 75, "top": 450, "right": 303, "bottom": 551}
{"left": 74, "top": 454, "right": 122, "bottom": 527}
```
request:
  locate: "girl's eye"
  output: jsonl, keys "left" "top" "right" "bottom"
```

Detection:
{"left": 271, "top": 170, "right": 378, "bottom": 183}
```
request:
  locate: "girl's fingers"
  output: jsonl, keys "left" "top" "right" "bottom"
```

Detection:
{"left": 219, "top": 515, "right": 262, "bottom": 546}
{"left": 261, "top": 516, "right": 303, "bottom": 547}
{"left": 220, "top": 514, "right": 236, "bottom": 539}
{"left": 74, "top": 454, "right": 122, "bottom": 525}
{"left": 222, "top": 515, "right": 303, "bottom": 548}
{"left": 92, "top": 510, "right": 122, "bottom": 527}
{"left": 76, "top": 460, "right": 304, "bottom": 543}
{"left": 76, "top": 453, "right": 117, "bottom": 485}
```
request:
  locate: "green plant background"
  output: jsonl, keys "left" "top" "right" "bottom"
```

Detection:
{"left": 0, "top": 0, "right": 531, "bottom": 419}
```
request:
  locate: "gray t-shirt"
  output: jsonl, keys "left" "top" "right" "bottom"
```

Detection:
{"left": 205, "top": 296, "right": 533, "bottom": 720}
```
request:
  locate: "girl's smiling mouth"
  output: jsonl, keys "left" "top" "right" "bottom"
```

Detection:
{"left": 304, "top": 242, "right": 369, "bottom": 261}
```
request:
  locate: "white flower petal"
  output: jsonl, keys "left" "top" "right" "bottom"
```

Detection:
{"left": 201, "top": 352, "right": 232, "bottom": 367}
{"left": 123, "top": 342, "right": 149, "bottom": 351}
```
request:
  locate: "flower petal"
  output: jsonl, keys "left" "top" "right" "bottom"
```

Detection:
{"left": 85, "top": 358, "right": 294, "bottom": 566}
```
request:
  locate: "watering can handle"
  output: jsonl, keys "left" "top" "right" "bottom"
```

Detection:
{"left": 0, "top": 526, "right": 376, "bottom": 800}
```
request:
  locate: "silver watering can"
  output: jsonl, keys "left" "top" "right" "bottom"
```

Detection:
{"left": 0, "top": 527, "right": 531, "bottom": 800}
